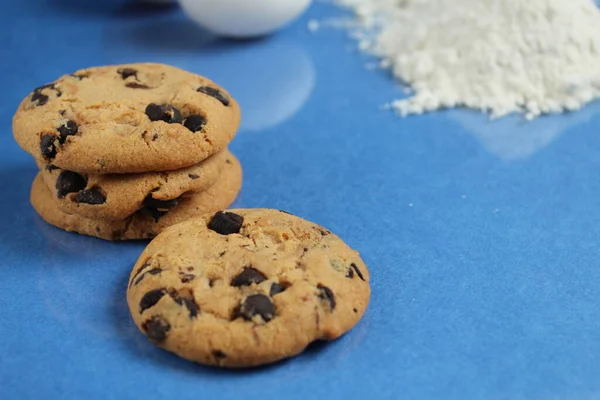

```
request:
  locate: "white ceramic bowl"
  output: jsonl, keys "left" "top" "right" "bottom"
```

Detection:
{"left": 179, "top": 0, "right": 312, "bottom": 38}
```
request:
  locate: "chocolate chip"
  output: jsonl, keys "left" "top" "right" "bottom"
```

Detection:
{"left": 45, "top": 164, "right": 59, "bottom": 171}
{"left": 139, "top": 288, "right": 167, "bottom": 313}
{"left": 130, "top": 262, "right": 151, "bottom": 287}
{"left": 152, "top": 133, "right": 158, "bottom": 141}
{"left": 270, "top": 282, "right": 286, "bottom": 297}
{"left": 318, "top": 285, "right": 336, "bottom": 311}
{"left": 208, "top": 211, "right": 243, "bottom": 235}
{"left": 180, "top": 298, "right": 199, "bottom": 319}
{"left": 70, "top": 73, "right": 88, "bottom": 80}
{"left": 231, "top": 267, "right": 266, "bottom": 287}
{"left": 212, "top": 350, "right": 227, "bottom": 359}
{"left": 31, "top": 83, "right": 62, "bottom": 106}
{"left": 134, "top": 268, "right": 163, "bottom": 286}
{"left": 180, "top": 273, "right": 195, "bottom": 283}
{"left": 240, "top": 294, "right": 274, "bottom": 322}
{"left": 197, "top": 86, "right": 230, "bottom": 106}
{"left": 319, "top": 228, "right": 331, "bottom": 236}
{"left": 145, "top": 103, "right": 182, "bottom": 124}
{"left": 31, "top": 88, "right": 50, "bottom": 106}
{"left": 40, "top": 134, "right": 57, "bottom": 159}
{"left": 225, "top": 159, "right": 232, "bottom": 164}
{"left": 168, "top": 289, "right": 199, "bottom": 319}
{"left": 118, "top": 68, "right": 138, "bottom": 80}
{"left": 188, "top": 174, "right": 199, "bottom": 180}
{"left": 219, "top": 251, "right": 226, "bottom": 257}
{"left": 142, "top": 316, "right": 170, "bottom": 342}
{"left": 278, "top": 210, "right": 292, "bottom": 215}
{"left": 126, "top": 82, "right": 150, "bottom": 89}
{"left": 76, "top": 188, "right": 106, "bottom": 204}
{"left": 56, "top": 171, "right": 87, "bottom": 198}
{"left": 350, "top": 263, "right": 365, "bottom": 281}
{"left": 57, "top": 120, "right": 78, "bottom": 144}
{"left": 353, "top": 308, "right": 358, "bottom": 313}
{"left": 183, "top": 114, "right": 206, "bottom": 132}
{"left": 142, "top": 195, "right": 180, "bottom": 221}
{"left": 346, "top": 268, "right": 354, "bottom": 279}
{"left": 35, "top": 83, "right": 55, "bottom": 91}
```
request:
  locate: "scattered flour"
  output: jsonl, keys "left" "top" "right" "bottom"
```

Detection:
{"left": 330, "top": 0, "right": 600, "bottom": 119}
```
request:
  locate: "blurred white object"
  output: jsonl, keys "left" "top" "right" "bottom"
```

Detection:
{"left": 179, "top": 0, "right": 312, "bottom": 38}
{"left": 136, "top": 0, "right": 176, "bottom": 4}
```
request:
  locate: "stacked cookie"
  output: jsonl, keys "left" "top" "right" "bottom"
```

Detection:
{"left": 13, "top": 63, "right": 242, "bottom": 240}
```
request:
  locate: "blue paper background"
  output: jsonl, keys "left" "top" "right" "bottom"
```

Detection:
{"left": 2, "top": 1, "right": 600, "bottom": 399}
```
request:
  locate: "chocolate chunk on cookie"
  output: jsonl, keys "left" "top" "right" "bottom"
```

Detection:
{"left": 318, "top": 285, "right": 336, "bottom": 311}
{"left": 142, "top": 316, "right": 171, "bottom": 343}
{"left": 239, "top": 294, "right": 275, "bottom": 322}
{"left": 231, "top": 267, "right": 266, "bottom": 287}
{"left": 197, "top": 86, "right": 230, "bottom": 106}
{"left": 207, "top": 211, "right": 243, "bottom": 235}
{"left": 13, "top": 63, "right": 241, "bottom": 173}
{"left": 183, "top": 114, "right": 207, "bottom": 132}
{"left": 40, "top": 134, "right": 57, "bottom": 159}
{"left": 57, "top": 120, "right": 78, "bottom": 144}
{"left": 76, "top": 188, "right": 106, "bottom": 205}
{"left": 126, "top": 208, "right": 370, "bottom": 368}
{"left": 30, "top": 83, "right": 61, "bottom": 106}
{"left": 269, "top": 282, "right": 286, "bottom": 297}
{"left": 118, "top": 68, "right": 138, "bottom": 80}
{"left": 55, "top": 171, "right": 87, "bottom": 198}
{"left": 140, "top": 288, "right": 167, "bottom": 313}
{"left": 141, "top": 195, "right": 181, "bottom": 222}
{"left": 145, "top": 103, "right": 183, "bottom": 124}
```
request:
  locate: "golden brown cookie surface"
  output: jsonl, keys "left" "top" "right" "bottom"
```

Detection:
{"left": 126, "top": 208, "right": 371, "bottom": 368}
{"left": 14, "top": 63, "right": 240, "bottom": 174}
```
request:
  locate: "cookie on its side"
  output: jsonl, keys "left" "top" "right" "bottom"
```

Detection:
{"left": 30, "top": 155, "right": 242, "bottom": 241}
{"left": 13, "top": 63, "right": 241, "bottom": 174}
{"left": 38, "top": 150, "right": 229, "bottom": 221}
{"left": 126, "top": 209, "right": 371, "bottom": 368}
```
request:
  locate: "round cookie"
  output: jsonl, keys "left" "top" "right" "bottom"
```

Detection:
{"left": 13, "top": 63, "right": 241, "bottom": 174}
{"left": 30, "top": 155, "right": 242, "bottom": 241}
{"left": 37, "top": 149, "right": 229, "bottom": 221}
{"left": 126, "top": 209, "right": 371, "bottom": 368}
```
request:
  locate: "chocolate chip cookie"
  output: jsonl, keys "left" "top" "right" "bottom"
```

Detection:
{"left": 30, "top": 154, "right": 242, "bottom": 241}
{"left": 13, "top": 63, "right": 240, "bottom": 174}
{"left": 38, "top": 150, "right": 229, "bottom": 221}
{"left": 126, "top": 209, "right": 370, "bottom": 368}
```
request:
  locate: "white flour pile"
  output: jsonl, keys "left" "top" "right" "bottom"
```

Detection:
{"left": 329, "top": 0, "right": 600, "bottom": 120}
